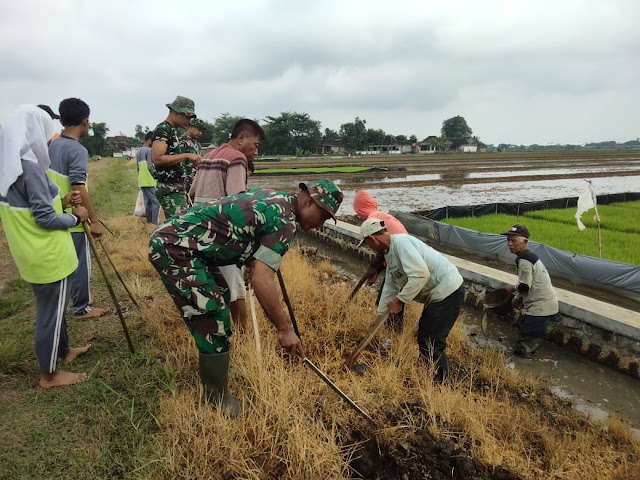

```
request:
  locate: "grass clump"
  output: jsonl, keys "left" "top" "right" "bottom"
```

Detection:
{"left": 442, "top": 202, "right": 640, "bottom": 265}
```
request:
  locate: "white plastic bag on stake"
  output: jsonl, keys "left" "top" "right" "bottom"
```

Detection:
{"left": 134, "top": 190, "right": 145, "bottom": 217}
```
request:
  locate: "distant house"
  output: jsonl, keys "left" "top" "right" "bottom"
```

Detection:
{"left": 317, "top": 138, "right": 346, "bottom": 154}
{"left": 367, "top": 134, "right": 415, "bottom": 155}
{"left": 449, "top": 137, "right": 478, "bottom": 153}
{"left": 417, "top": 136, "right": 439, "bottom": 153}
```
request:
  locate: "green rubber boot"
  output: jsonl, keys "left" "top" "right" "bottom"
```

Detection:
{"left": 198, "top": 351, "right": 244, "bottom": 418}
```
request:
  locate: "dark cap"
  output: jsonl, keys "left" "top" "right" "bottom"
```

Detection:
{"left": 299, "top": 179, "right": 343, "bottom": 221}
{"left": 501, "top": 224, "right": 530, "bottom": 238}
{"left": 37, "top": 104, "right": 60, "bottom": 120}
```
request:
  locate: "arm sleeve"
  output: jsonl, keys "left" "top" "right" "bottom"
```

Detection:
{"left": 395, "top": 241, "right": 431, "bottom": 304}
{"left": 152, "top": 126, "right": 169, "bottom": 145}
{"left": 67, "top": 146, "right": 89, "bottom": 185}
{"left": 24, "top": 171, "right": 77, "bottom": 230}
{"left": 377, "top": 269, "right": 400, "bottom": 316}
{"left": 225, "top": 158, "right": 248, "bottom": 195}
{"left": 252, "top": 205, "right": 296, "bottom": 271}
{"left": 517, "top": 261, "right": 532, "bottom": 294}
{"left": 144, "top": 148, "right": 154, "bottom": 171}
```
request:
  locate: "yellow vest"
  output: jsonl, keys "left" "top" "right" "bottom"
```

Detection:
{"left": 0, "top": 195, "right": 78, "bottom": 284}
{"left": 138, "top": 161, "right": 157, "bottom": 187}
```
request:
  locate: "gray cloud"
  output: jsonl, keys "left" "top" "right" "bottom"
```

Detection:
{"left": 1, "top": 0, "right": 639, "bottom": 144}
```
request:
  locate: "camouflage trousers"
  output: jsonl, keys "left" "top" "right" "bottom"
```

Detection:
{"left": 156, "top": 183, "right": 188, "bottom": 219}
{"left": 149, "top": 232, "right": 232, "bottom": 354}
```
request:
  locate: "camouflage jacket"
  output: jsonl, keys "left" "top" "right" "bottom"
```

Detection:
{"left": 152, "top": 121, "right": 184, "bottom": 186}
{"left": 180, "top": 135, "right": 201, "bottom": 179}
{"left": 180, "top": 135, "right": 201, "bottom": 156}
{"left": 150, "top": 188, "right": 297, "bottom": 271}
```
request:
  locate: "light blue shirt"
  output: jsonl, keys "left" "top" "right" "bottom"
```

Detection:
{"left": 378, "top": 234, "right": 463, "bottom": 316}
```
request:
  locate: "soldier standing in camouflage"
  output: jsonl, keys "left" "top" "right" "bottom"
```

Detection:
{"left": 151, "top": 96, "right": 201, "bottom": 218}
{"left": 149, "top": 180, "right": 343, "bottom": 417}
{"left": 179, "top": 118, "right": 206, "bottom": 195}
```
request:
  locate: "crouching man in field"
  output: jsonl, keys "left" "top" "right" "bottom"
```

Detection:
{"left": 0, "top": 105, "right": 92, "bottom": 388}
{"left": 358, "top": 219, "right": 464, "bottom": 382}
{"left": 148, "top": 180, "right": 343, "bottom": 416}
{"left": 502, "top": 224, "right": 558, "bottom": 358}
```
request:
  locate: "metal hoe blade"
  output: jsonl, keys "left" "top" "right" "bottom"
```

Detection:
{"left": 303, "top": 357, "right": 374, "bottom": 423}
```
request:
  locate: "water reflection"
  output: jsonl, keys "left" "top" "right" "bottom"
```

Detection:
{"left": 338, "top": 175, "right": 640, "bottom": 215}
{"left": 342, "top": 166, "right": 640, "bottom": 185}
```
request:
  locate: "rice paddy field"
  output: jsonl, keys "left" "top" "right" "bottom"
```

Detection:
{"left": 0, "top": 154, "right": 639, "bottom": 479}
{"left": 440, "top": 203, "right": 640, "bottom": 266}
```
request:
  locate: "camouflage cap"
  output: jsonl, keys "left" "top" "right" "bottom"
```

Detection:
{"left": 166, "top": 95, "right": 196, "bottom": 118}
{"left": 190, "top": 118, "right": 207, "bottom": 130}
{"left": 299, "top": 179, "right": 343, "bottom": 221}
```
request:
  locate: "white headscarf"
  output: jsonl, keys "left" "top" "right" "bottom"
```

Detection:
{"left": 0, "top": 105, "right": 54, "bottom": 196}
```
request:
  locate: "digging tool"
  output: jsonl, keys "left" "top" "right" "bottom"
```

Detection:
{"left": 82, "top": 222, "right": 135, "bottom": 353}
{"left": 248, "top": 286, "right": 262, "bottom": 354}
{"left": 303, "top": 357, "right": 374, "bottom": 423}
{"left": 344, "top": 313, "right": 389, "bottom": 370}
{"left": 98, "top": 218, "right": 116, "bottom": 237}
{"left": 348, "top": 271, "right": 369, "bottom": 301}
{"left": 276, "top": 271, "right": 374, "bottom": 422}
{"left": 276, "top": 269, "right": 301, "bottom": 339}
{"left": 97, "top": 239, "right": 140, "bottom": 308}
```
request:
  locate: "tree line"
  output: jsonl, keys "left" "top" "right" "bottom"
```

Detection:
{"left": 79, "top": 113, "right": 480, "bottom": 157}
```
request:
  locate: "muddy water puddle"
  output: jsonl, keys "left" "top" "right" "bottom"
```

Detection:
{"left": 296, "top": 233, "right": 640, "bottom": 432}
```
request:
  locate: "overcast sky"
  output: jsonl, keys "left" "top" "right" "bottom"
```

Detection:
{"left": 1, "top": 0, "right": 638, "bottom": 145}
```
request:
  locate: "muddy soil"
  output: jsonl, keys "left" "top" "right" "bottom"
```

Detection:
{"left": 349, "top": 407, "right": 522, "bottom": 479}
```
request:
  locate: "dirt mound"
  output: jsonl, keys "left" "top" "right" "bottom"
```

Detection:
{"left": 348, "top": 403, "right": 522, "bottom": 480}
{"left": 350, "top": 431, "right": 521, "bottom": 480}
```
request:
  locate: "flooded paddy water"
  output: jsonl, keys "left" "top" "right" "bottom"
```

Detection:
{"left": 253, "top": 153, "right": 640, "bottom": 215}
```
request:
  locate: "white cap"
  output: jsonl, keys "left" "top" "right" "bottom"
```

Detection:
{"left": 357, "top": 218, "right": 386, "bottom": 247}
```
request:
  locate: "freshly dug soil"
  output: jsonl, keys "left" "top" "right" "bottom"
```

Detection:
{"left": 349, "top": 427, "right": 521, "bottom": 479}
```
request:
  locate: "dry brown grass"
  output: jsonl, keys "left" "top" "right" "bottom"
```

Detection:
{"left": 98, "top": 214, "right": 639, "bottom": 479}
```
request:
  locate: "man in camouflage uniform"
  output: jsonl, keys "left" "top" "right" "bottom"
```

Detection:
{"left": 149, "top": 180, "right": 343, "bottom": 416}
{"left": 180, "top": 118, "right": 206, "bottom": 195}
{"left": 151, "top": 96, "right": 201, "bottom": 218}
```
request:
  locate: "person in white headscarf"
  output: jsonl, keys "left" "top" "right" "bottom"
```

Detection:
{"left": 0, "top": 105, "right": 92, "bottom": 388}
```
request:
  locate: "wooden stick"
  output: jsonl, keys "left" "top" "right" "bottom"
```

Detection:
{"left": 97, "top": 239, "right": 139, "bottom": 308}
{"left": 276, "top": 269, "right": 301, "bottom": 340}
{"left": 344, "top": 313, "right": 389, "bottom": 369}
{"left": 82, "top": 223, "right": 135, "bottom": 353}
{"left": 304, "top": 357, "right": 373, "bottom": 423}
{"left": 349, "top": 272, "right": 369, "bottom": 301}
{"left": 248, "top": 286, "right": 261, "bottom": 353}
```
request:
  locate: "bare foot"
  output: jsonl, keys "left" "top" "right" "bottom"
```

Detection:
{"left": 40, "top": 370, "right": 88, "bottom": 389}
{"left": 62, "top": 343, "right": 92, "bottom": 365}
{"left": 75, "top": 307, "right": 109, "bottom": 319}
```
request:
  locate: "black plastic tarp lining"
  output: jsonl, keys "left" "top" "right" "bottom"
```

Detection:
{"left": 392, "top": 210, "right": 640, "bottom": 303}
{"left": 414, "top": 192, "right": 640, "bottom": 220}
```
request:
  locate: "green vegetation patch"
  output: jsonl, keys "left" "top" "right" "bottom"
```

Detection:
{"left": 0, "top": 158, "right": 169, "bottom": 478}
{"left": 442, "top": 202, "right": 640, "bottom": 265}
{"left": 255, "top": 165, "right": 378, "bottom": 175}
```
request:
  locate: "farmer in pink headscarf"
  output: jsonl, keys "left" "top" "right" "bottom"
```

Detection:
{"left": 354, "top": 190, "right": 409, "bottom": 331}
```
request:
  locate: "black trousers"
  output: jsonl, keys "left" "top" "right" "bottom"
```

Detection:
{"left": 417, "top": 286, "right": 464, "bottom": 379}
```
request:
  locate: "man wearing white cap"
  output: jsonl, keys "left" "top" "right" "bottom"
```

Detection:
{"left": 358, "top": 218, "right": 464, "bottom": 382}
